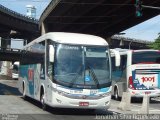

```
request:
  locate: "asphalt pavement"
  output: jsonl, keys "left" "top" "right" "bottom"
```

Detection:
{"left": 0, "top": 79, "right": 160, "bottom": 120}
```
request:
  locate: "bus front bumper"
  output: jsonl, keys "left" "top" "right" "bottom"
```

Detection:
{"left": 48, "top": 92, "right": 111, "bottom": 109}
{"left": 129, "top": 89, "right": 160, "bottom": 98}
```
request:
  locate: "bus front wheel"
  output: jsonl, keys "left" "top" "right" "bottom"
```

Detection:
{"left": 114, "top": 88, "right": 120, "bottom": 101}
{"left": 22, "top": 82, "right": 26, "bottom": 100}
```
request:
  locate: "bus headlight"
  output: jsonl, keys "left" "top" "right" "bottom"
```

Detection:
{"left": 57, "top": 91, "right": 69, "bottom": 96}
{"left": 105, "top": 101, "right": 110, "bottom": 105}
{"left": 99, "top": 91, "right": 111, "bottom": 97}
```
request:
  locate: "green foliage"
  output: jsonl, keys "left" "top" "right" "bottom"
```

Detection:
{"left": 148, "top": 36, "right": 160, "bottom": 50}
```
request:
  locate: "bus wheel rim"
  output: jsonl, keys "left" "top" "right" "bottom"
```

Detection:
{"left": 115, "top": 89, "right": 118, "bottom": 100}
{"left": 41, "top": 95, "right": 46, "bottom": 110}
{"left": 23, "top": 85, "right": 26, "bottom": 98}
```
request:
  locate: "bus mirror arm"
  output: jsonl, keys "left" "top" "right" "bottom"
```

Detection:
{"left": 49, "top": 45, "right": 54, "bottom": 63}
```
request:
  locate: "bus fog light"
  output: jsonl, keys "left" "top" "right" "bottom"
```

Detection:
{"left": 57, "top": 91, "right": 69, "bottom": 96}
{"left": 56, "top": 98, "right": 62, "bottom": 103}
{"left": 100, "top": 91, "right": 111, "bottom": 97}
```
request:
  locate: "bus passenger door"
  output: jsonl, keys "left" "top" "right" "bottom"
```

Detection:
{"left": 46, "top": 76, "right": 53, "bottom": 103}
{"left": 46, "top": 61, "right": 54, "bottom": 103}
{"left": 46, "top": 44, "right": 54, "bottom": 103}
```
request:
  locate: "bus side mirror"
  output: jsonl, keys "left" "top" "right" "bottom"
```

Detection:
{"left": 110, "top": 49, "right": 120, "bottom": 67}
{"left": 49, "top": 45, "right": 54, "bottom": 63}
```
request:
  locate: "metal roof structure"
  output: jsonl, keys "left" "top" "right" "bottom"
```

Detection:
{"left": 0, "top": 4, "right": 39, "bottom": 39}
{"left": 40, "top": 0, "right": 160, "bottom": 38}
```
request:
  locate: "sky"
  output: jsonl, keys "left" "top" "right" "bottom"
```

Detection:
{"left": 0, "top": 0, "right": 159, "bottom": 42}
{"left": 122, "top": 15, "right": 160, "bottom": 41}
{"left": 0, "top": 0, "right": 50, "bottom": 19}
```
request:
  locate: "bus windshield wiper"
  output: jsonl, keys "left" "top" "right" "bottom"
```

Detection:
{"left": 69, "top": 65, "right": 82, "bottom": 87}
{"left": 87, "top": 66, "right": 100, "bottom": 89}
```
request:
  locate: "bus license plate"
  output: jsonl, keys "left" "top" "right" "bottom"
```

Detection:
{"left": 79, "top": 102, "right": 89, "bottom": 106}
{"left": 145, "top": 91, "right": 151, "bottom": 94}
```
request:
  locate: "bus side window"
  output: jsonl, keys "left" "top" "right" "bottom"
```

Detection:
{"left": 111, "top": 57, "right": 116, "bottom": 71}
{"left": 121, "top": 55, "right": 127, "bottom": 79}
{"left": 112, "top": 57, "right": 120, "bottom": 81}
{"left": 121, "top": 55, "right": 127, "bottom": 70}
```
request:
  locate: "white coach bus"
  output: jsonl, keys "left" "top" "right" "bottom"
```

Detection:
{"left": 18, "top": 32, "right": 120, "bottom": 110}
{"left": 111, "top": 49, "right": 160, "bottom": 100}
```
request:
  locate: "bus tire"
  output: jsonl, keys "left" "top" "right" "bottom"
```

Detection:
{"left": 114, "top": 88, "right": 120, "bottom": 101}
{"left": 40, "top": 90, "right": 46, "bottom": 110}
{"left": 22, "top": 82, "right": 26, "bottom": 100}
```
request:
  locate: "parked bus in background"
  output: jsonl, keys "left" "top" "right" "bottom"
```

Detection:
{"left": 12, "top": 61, "right": 19, "bottom": 79}
{"left": 18, "top": 32, "right": 120, "bottom": 110}
{"left": 111, "top": 49, "right": 160, "bottom": 100}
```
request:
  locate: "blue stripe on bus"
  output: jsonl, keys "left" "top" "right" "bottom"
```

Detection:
{"left": 99, "top": 87, "right": 109, "bottom": 92}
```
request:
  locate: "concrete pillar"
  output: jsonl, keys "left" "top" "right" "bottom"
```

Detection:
{"left": 41, "top": 22, "right": 48, "bottom": 35}
{"left": 117, "top": 91, "right": 131, "bottom": 111}
{"left": 1, "top": 61, "right": 11, "bottom": 76}
{"left": 106, "top": 37, "right": 112, "bottom": 48}
{"left": 106, "top": 37, "right": 111, "bottom": 44}
{"left": 138, "top": 94, "right": 149, "bottom": 114}
{"left": 119, "top": 39, "right": 124, "bottom": 46}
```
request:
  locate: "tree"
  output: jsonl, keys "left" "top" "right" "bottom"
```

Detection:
{"left": 148, "top": 34, "right": 160, "bottom": 50}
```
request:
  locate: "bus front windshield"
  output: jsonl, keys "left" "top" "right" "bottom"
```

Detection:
{"left": 54, "top": 44, "right": 111, "bottom": 89}
{"left": 132, "top": 51, "right": 160, "bottom": 64}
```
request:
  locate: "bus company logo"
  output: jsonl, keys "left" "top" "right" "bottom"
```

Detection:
{"left": 141, "top": 77, "right": 155, "bottom": 83}
{"left": 28, "top": 69, "right": 34, "bottom": 81}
